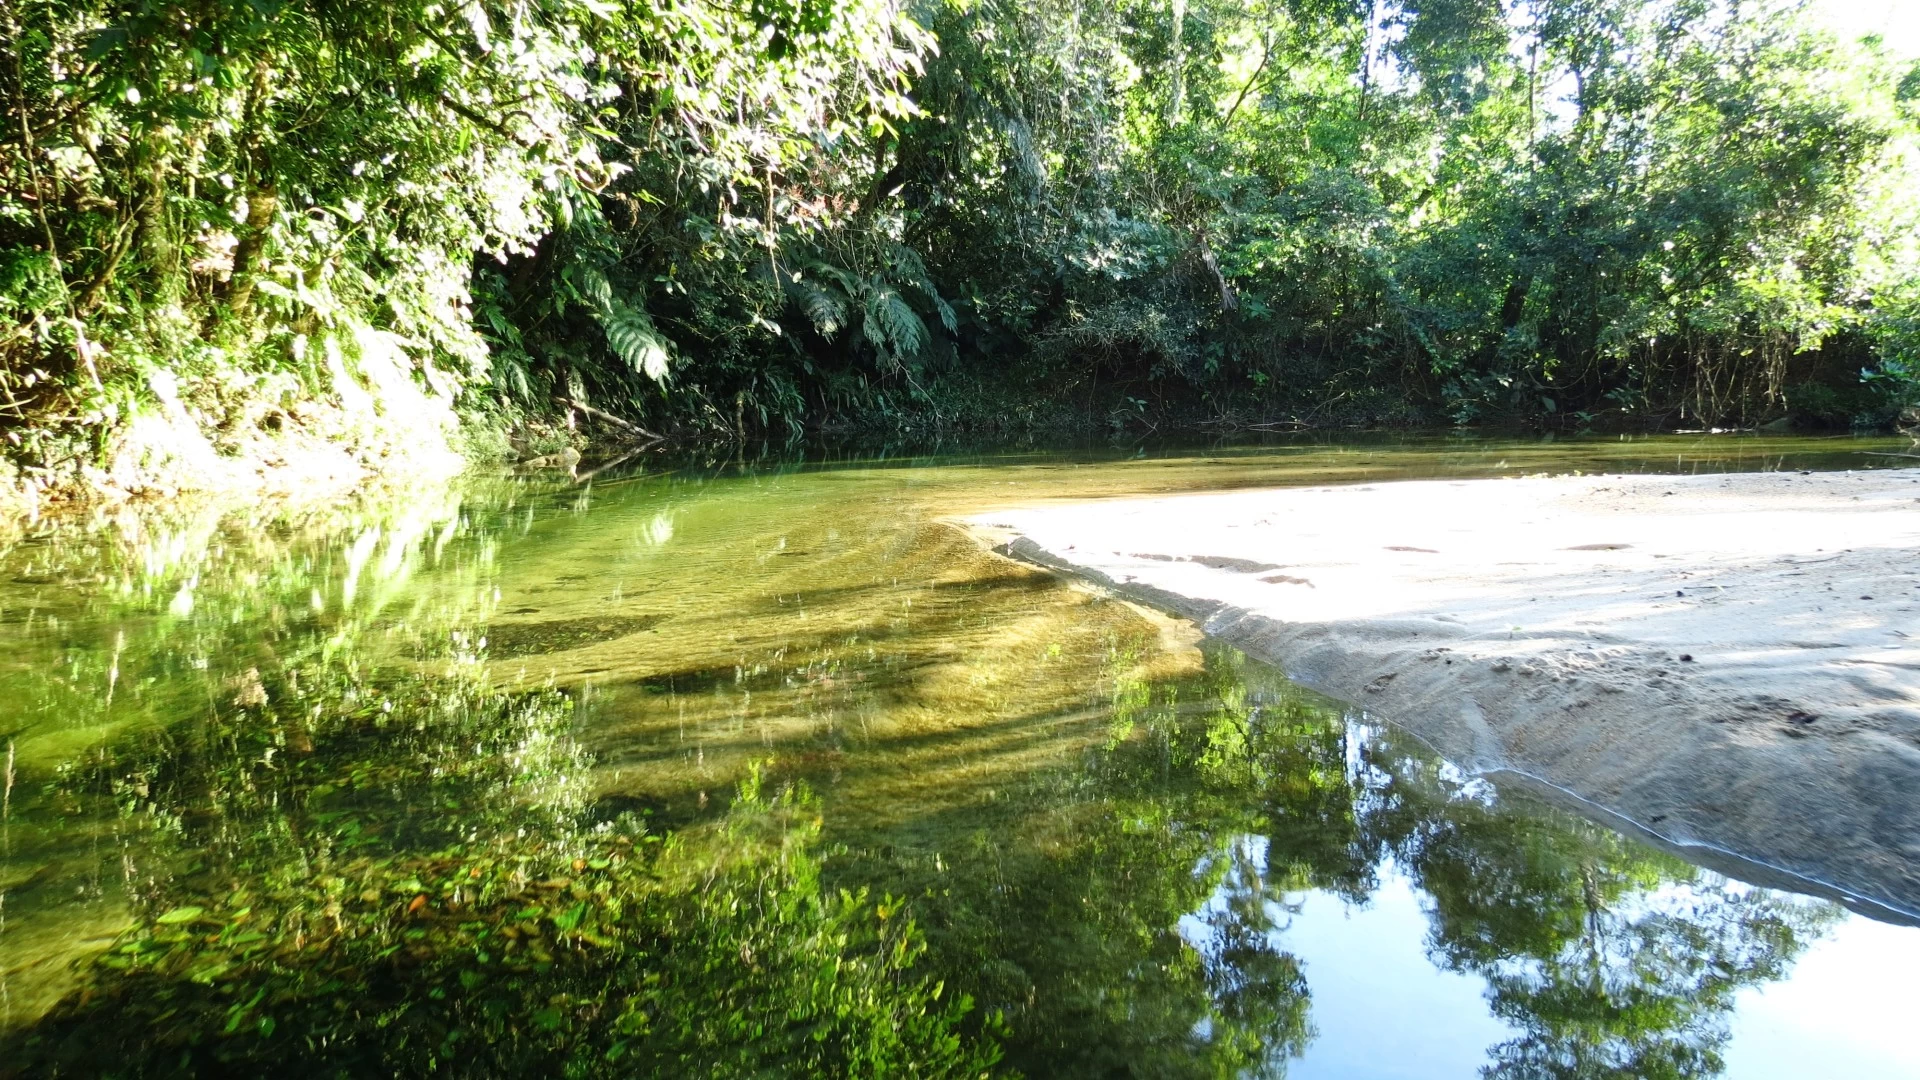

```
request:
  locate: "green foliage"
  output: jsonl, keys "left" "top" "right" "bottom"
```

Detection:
{"left": 458, "top": 0, "right": 933, "bottom": 436}
{"left": 0, "top": 248, "right": 63, "bottom": 322}
{"left": 821, "top": 0, "right": 1920, "bottom": 430}
{"left": 4, "top": 0, "right": 1919, "bottom": 476}
{"left": 0, "top": 0, "right": 626, "bottom": 481}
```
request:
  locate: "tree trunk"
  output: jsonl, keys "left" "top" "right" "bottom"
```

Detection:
{"left": 1201, "top": 245, "right": 1237, "bottom": 313}
{"left": 1168, "top": 0, "right": 1186, "bottom": 124}
{"left": 135, "top": 136, "right": 173, "bottom": 279}
{"left": 226, "top": 181, "right": 278, "bottom": 316}
{"left": 226, "top": 61, "right": 276, "bottom": 316}
{"left": 1500, "top": 274, "right": 1532, "bottom": 330}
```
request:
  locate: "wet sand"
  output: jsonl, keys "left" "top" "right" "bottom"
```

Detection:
{"left": 971, "top": 467, "right": 1920, "bottom": 914}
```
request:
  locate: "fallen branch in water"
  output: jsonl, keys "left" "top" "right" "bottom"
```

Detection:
{"left": 1859, "top": 451, "right": 1920, "bottom": 460}
{"left": 1195, "top": 415, "right": 1313, "bottom": 431}
{"left": 553, "top": 396, "right": 662, "bottom": 442}
{"left": 573, "top": 446, "right": 654, "bottom": 484}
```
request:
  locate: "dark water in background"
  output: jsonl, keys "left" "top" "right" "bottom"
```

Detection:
{"left": 2, "top": 432, "right": 1916, "bottom": 1077}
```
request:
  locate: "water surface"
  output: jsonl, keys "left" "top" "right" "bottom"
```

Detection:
{"left": 2, "top": 433, "right": 1915, "bottom": 1076}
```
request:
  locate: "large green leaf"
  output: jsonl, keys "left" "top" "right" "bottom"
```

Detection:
{"left": 864, "top": 286, "right": 928, "bottom": 358}
{"left": 597, "top": 302, "right": 673, "bottom": 383}
{"left": 793, "top": 279, "right": 850, "bottom": 337}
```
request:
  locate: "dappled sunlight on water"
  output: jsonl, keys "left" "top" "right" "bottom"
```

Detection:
{"left": 0, "top": 431, "right": 1915, "bottom": 1075}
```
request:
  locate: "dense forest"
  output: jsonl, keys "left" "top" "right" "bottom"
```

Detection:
{"left": 3, "top": 0, "right": 1919, "bottom": 493}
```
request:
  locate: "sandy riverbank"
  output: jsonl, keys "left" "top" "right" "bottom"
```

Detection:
{"left": 970, "top": 467, "right": 1920, "bottom": 915}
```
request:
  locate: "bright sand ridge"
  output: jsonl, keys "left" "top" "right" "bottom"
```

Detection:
{"left": 970, "top": 467, "right": 1920, "bottom": 916}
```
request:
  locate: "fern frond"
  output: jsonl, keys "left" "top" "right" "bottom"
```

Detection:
{"left": 865, "top": 286, "right": 927, "bottom": 358}
{"left": 597, "top": 302, "right": 673, "bottom": 382}
{"left": 885, "top": 242, "right": 931, "bottom": 283}
{"left": 792, "top": 279, "right": 849, "bottom": 336}
{"left": 581, "top": 267, "right": 614, "bottom": 312}
{"left": 880, "top": 243, "right": 955, "bottom": 334}
{"left": 802, "top": 258, "right": 863, "bottom": 295}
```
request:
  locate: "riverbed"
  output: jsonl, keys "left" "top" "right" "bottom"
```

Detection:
{"left": 2, "top": 433, "right": 1916, "bottom": 1077}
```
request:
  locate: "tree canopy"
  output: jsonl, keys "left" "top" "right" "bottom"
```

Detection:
{"left": 3, "top": 0, "right": 1917, "bottom": 482}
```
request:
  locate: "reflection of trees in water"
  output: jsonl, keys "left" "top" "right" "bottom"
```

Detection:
{"left": 897, "top": 646, "right": 1840, "bottom": 1079}
{"left": 1349, "top": 708, "right": 1842, "bottom": 1079}
{"left": 1406, "top": 802, "right": 1837, "bottom": 1080}
{"left": 1180, "top": 836, "right": 1314, "bottom": 1080}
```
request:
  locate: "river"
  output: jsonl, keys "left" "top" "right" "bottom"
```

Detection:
{"left": 2, "top": 432, "right": 1915, "bottom": 1077}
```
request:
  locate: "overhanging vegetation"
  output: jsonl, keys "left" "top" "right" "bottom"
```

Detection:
{"left": 3, "top": 0, "right": 1917, "bottom": 497}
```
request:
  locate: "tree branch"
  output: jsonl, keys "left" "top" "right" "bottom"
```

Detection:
{"left": 1222, "top": 34, "right": 1274, "bottom": 125}
{"left": 553, "top": 395, "right": 663, "bottom": 442}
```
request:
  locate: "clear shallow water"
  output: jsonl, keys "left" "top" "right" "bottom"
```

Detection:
{"left": 1, "top": 432, "right": 1916, "bottom": 1076}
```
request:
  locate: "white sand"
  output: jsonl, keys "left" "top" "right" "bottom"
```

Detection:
{"left": 972, "top": 468, "right": 1920, "bottom": 915}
